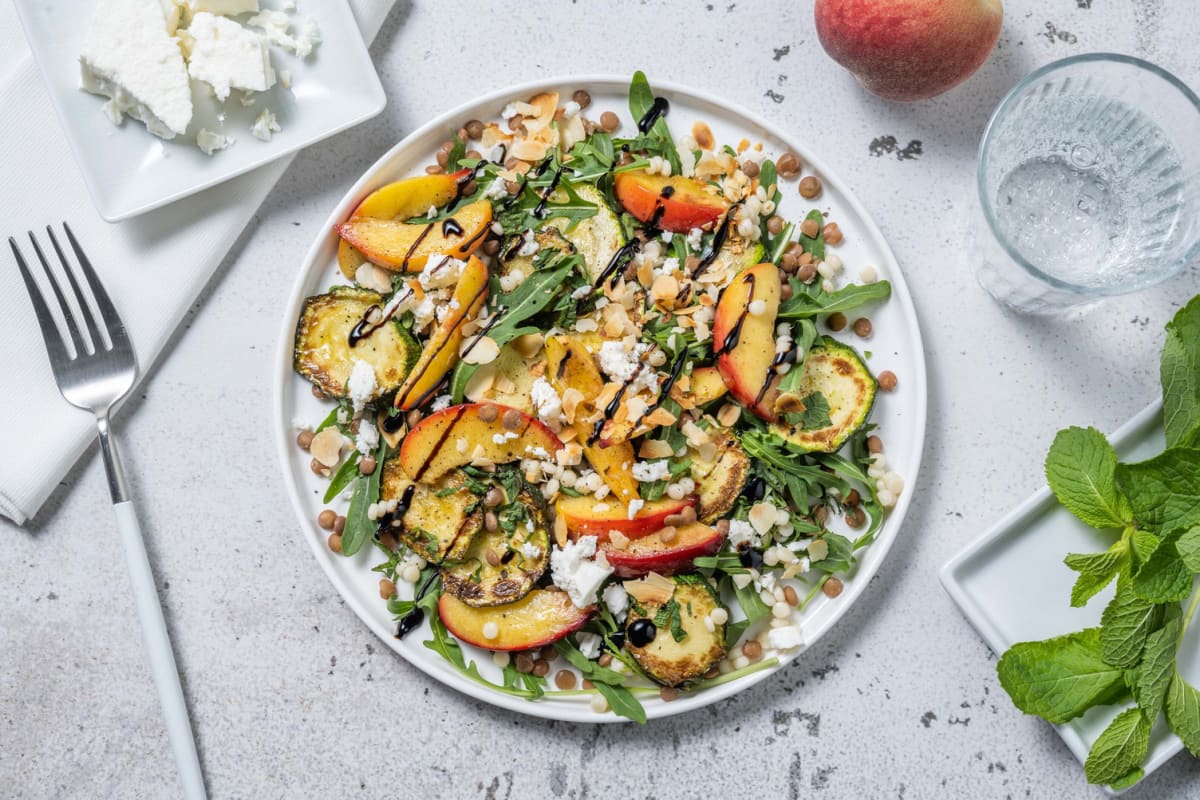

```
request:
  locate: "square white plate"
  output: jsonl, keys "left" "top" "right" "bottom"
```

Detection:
{"left": 13, "top": 0, "right": 385, "bottom": 222}
{"left": 940, "top": 401, "right": 1200, "bottom": 793}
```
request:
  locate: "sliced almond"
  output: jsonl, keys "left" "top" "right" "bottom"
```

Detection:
{"left": 651, "top": 274, "right": 680, "bottom": 308}
{"left": 749, "top": 501, "right": 777, "bottom": 535}
{"left": 529, "top": 359, "right": 548, "bottom": 378}
{"left": 807, "top": 538, "right": 829, "bottom": 563}
{"left": 623, "top": 571, "right": 676, "bottom": 605}
{"left": 309, "top": 427, "right": 347, "bottom": 467}
{"left": 773, "top": 392, "right": 807, "bottom": 416}
{"left": 638, "top": 439, "right": 674, "bottom": 459}
{"left": 511, "top": 333, "right": 545, "bottom": 359}
{"left": 481, "top": 123, "right": 513, "bottom": 150}
{"left": 696, "top": 441, "right": 718, "bottom": 464}
{"left": 691, "top": 120, "right": 714, "bottom": 151}
{"left": 559, "top": 113, "right": 587, "bottom": 151}
{"left": 355, "top": 263, "right": 393, "bottom": 294}
{"left": 608, "top": 530, "right": 630, "bottom": 550}
{"left": 561, "top": 387, "right": 585, "bottom": 424}
{"left": 554, "top": 512, "right": 569, "bottom": 547}
{"left": 716, "top": 403, "right": 741, "bottom": 428}
{"left": 643, "top": 406, "right": 678, "bottom": 428}
{"left": 495, "top": 374, "right": 517, "bottom": 394}
{"left": 461, "top": 335, "right": 500, "bottom": 365}
{"left": 463, "top": 361, "right": 497, "bottom": 402}
{"left": 509, "top": 138, "right": 551, "bottom": 162}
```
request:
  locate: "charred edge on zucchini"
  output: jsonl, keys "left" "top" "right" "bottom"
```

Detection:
{"left": 624, "top": 575, "right": 727, "bottom": 687}
{"left": 379, "top": 457, "right": 481, "bottom": 563}
{"left": 692, "top": 430, "right": 751, "bottom": 523}
{"left": 293, "top": 286, "right": 419, "bottom": 399}
{"left": 773, "top": 337, "right": 876, "bottom": 453}
{"left": 441, "top": 490, "right": 550, "bottom": 607}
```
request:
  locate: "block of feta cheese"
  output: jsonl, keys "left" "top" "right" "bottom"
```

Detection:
{"left": 185, "top": 12, "right": 275, "bottom": 102}
{"left": 185, "top": 0, "right": 259, "bottom": 14}
{"left": 80, "top": 0, "right": 194, "bottom": 139}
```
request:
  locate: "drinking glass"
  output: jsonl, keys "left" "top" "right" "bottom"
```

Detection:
{"left": 972, "top": 53, "right": 1200, "bottom": 314}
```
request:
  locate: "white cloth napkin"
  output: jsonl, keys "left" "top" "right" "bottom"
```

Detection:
{"left": 0, "top": 1, "right": 395, "bottom": 524}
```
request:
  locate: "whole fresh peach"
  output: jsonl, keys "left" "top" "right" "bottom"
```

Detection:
{"left": 815, "top": 0, "right": 1003, "bottom": 101}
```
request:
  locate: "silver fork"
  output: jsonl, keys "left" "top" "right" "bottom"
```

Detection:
{"left": 10, "top": 224, "right": 207, "bottom": 800}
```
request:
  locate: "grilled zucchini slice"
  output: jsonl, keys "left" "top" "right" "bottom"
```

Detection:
{"left": 441, "top": 489, "right": 550, "bottom": 607}
{"left": 498, "top": 227, "right": 574, "bottom": 277}
{"left": 690, "top": 431, "right": 750, "bottom": 523}
{"left": 379, "top": 457, "right": 482, "bottom": 563}
{"left": 625, "top": 575, "right": 727, "bottom": 687}
{"left": 293, "top": 286, "right": 419, "bottom": 399}
{"left": 772, "top": 337, "right": 876, "bottom": 453}
{"left": 549, "top": 182, "right": 624, "bottom": 284}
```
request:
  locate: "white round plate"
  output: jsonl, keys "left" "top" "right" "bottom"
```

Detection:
{"left": 273, "top": 75, "right": 927, "bottom": 723}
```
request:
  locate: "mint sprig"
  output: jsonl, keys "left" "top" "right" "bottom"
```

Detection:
{"left": 996, "top": 297, "right": 1200, "bottom": 789}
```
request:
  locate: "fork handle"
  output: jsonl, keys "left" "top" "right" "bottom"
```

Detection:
{"left": 113, "top": 501, "right": 207, "bottom": 800}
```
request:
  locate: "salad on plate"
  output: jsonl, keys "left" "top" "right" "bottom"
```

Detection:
{"left": 291, "top": 72, "right": 904, "bottom": 721}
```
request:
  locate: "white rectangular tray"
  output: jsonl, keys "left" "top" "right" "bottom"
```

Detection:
{"left": 940, "top": 401, "right": 1200, "bottom": 791}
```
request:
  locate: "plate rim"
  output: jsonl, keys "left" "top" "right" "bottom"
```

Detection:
{"left": 11, "top": 0, "right": 386, "bottom": 222}
{"left": 938, "top": 399, "right": 1180, "bottom": 790}
{"left": 272, "top": 72, "right": 929, "bottom": 723}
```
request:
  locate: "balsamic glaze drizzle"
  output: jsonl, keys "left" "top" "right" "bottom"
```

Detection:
{"left": 395, "top": 567, "right": 439, "bottom": 640}
{"left": 636, "top": 96, "right": 670, "bottom": 134}
{"left": 715, "top": 273, "right": 756, "bottom": 356}
{"left": 441, "top": 217, "right": 464, "bottom": 238}
{"left": 691, "top": 201, "right": 742, "bottom": 280}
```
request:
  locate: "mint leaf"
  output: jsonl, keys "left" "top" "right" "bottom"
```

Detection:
{"left": 1176, "top": 526, "right": 1200, "bottom": 572}
{"left": 997, "top": 628, "right": 1127, "bottom": 723}
{"left": 1131, "top": 529, "right": 1193, "bottom": 603}
{"left": 1130, "top": 529, "right": 1160, "bottom": 572}
{"left": 1084, "top": 708, "right": 1151, "bottom": 786}
{"left": 1099, "top": 580, "right": 1163, "bottom": 668}
{"left": 798, "top": 392, "right": 833, "bottom": 431}
{"left": 1064, "top": 543, "right": 1125, "bottom": 607}
{"left": 1161, "top": 332, "right": 1200, "bottom": 449}
{"left": 1167, "top": 671, "right": 1200, "bottom": 757}
{"left": 1163, "top": 296, "right": 1200, "bottom": 448}
{"left": 1133, "top": 614, "right": 1180, "bottom": 721}
{"left": 1115, "top": 448, "right": 1200, "bottom": 534}
{"left": 1044, "top": 427, "right": 1131, "bottom": 529}
{"left": 1109, "top": 768, "right": 1145, "bottom": 791}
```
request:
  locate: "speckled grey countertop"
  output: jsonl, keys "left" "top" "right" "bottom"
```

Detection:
{"left": 3, "top": 1, "right": 1200, "bottom": 798}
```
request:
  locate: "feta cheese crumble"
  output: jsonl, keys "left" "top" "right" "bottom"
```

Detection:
{"left": 632, "top": 460, "right": 669, "bottom": 483}
{"left": 346, "top": 359, "right": 376, "bottom": 411}
{"left": 550, "top": 536, "right": 613, "bottom": 609}
{"left": 196, "top": 128, "right": 234, "bottom": 155}
{"left": 575, "top": 631, "right": 602, "bottom": 660}
{"left": 186, "top": 12, "right": 275, "bottom": 102}
{"left": 250, "top": 108, "right": 280, "bottom": 141}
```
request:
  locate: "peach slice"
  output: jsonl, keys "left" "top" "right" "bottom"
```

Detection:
{"left": 399, "top": 402, "right": 563, "bottom": 484}
{"left": 338, "top": 170, "right": 467, "bottom": 278}
{"left": 713, "top": 262, "right": 782, "bottom": 421}
{"left": 614, "top": 170, "right": 730, "bottom": 233}
{"left": 337, "top": 198, "right": 492, "bottom": 273}
{"left": 556, "top": 495, "right": 698, "bottom": 542}
{"left": 601, "top": 522, "right": 725, "bottom": 578}
{"left": 543, "top": 335, "right": 639, "bottom": 502}
{"left": 438, "top": 589, "right": 592, "bottom": 652}
{"left": 671, "top": 365, "right": 729, "bottom": 408}
{"left": 393, "top": 256, "right": 489, "bottom": 410}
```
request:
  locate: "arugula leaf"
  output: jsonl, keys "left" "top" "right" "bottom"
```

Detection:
{"left": 1167, "top": 670, "right": 1200, "bottom": 757}
{"left": 323, "top": 450, "right": 362, "bottom": 503}
{"left": 446, "top": 134, "right": 467, "bottom": 173}
{"left": 1132, "top": 529, "right": 1194, "bottom": 603}
{"left": 1084, "top": 708, "right": 1152, "bottom": 786}
{"left": 594, "top": 681, "right": 648, "bottom": 724}
{"left": 1116, "top": 448, "right": 1200, "bottom": 535}
{"left": 1100, "top": 579, "right": 1164, "bottom": 667}
{"left": 1064, "top": 543, "right": 1125, "bottom": 607}
{"left": 627, "top": 71, "right": 680, "bottom": 176}
{"left": 996, "top": 628, "right": 1127, "bottom": 723}
{"left": 1163, "top": 296, "right": 1200, "bottom": 448}
{"left": 340, "top": 441, "right": 387, "bottom": 556}
{"left": 1133, "top": 613, "right": 1180, "bottom": 721}
{"left": 1044, "top": 427, "right": 1132, "bottom": 529}
{"left": 778, "top": 281, "right": 892, "bottom": 320}
{"left": 449, "top": 256, "right": 577, "bottom": 400}
{"left": 798, "top": 209, "right": 825, "bottom": 261}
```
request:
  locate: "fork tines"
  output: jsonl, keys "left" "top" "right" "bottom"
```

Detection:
{"left": 10, "top": 223, "right": 124, "bottom": 362}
